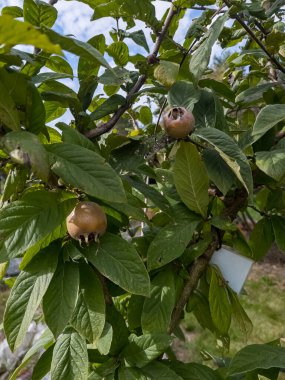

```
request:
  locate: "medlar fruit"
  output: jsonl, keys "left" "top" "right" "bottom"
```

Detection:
{"left": 162, "top": 107, "right": 195, "bottom": 138}
{"left": 66, "top": 201, "right": 107, "bottom": 243}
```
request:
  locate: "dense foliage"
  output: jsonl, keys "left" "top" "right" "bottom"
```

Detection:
{"left": 0, "top": 0, "right": 285, "bottom": 379}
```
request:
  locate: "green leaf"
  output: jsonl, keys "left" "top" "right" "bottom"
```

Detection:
{"left": 252, "top": 105, "right": 285, "bottom": 143}
{"left": 266, "top": 0, "right": 285, "bottom": 16}
{"left": 1, "top": 131, "right": 49, "bottom": 181}
{"left": 170, "top": 361, "right": 222, "bottom": 380}
{"left": 32, "top": 72, "right": 73, "bottom": 84}
{"left": 0, "top": 69, "right": 46, "bottom": 134}
{"left": 189, "top": 13, "right": 228, "bottom": 81}
{"left": 271, "top": 216, "right": 285, "bottom": 252}
{"left": 127, "top": 295, "right": 144, "bottom": 330}
{"left": 98, "top": 66, "right": 130, "bottom": 86}
{"left": 194, "top": 128, "right": 253, "bottom": 199}
{"left": 191, "top": 292, "right": 216, "bottom": 333}
{"left": 78, "top": 34, "right": 105, "bottom": 80}
{"left": 51, "top": 327, "right": 88, "bottom": 380}
{"left": 168, "top": 80, "right": 200, "bottom": 110}
{"left": 107, "top": 41, "right": 129, "bottom": 66}
{"left": 42, "top": 26, "right": 110, "bottom": 69}
{"left": 209, "top": 216, "right": 237, "bottom": 231}
{"left": 91, "top": 0, "right": 159, "bottom": 32}
{"left": 193, "top": 89, "right": 226, "bottom": 131}
{"left": 199, "top": 78, "right": 235, "bottom": 102}
{"left": 46, "top": 55, "right": 73, "bottom": 75}
{"left": 147, "top": 207, "right": 200, "bottom": 270}
{"left": 202, "top": 148, "right": 236, "bottom": 195}
{"left": 182, "top": 238, "right": 212, "bottom": 266}
{"left": 106, "top": 304, "right": 130, "bottom": 355}
{"left": 121, "top": 333, "right": 172, "bottom": 368}
{"left": 154, "top": 61, "right": 179, "bottom": 87}
{"left": 236, "top": 83, "right": 277, "bottom": 104}
{"left": 0, "top": 15, "right": 61, "bottom": 54}
{"left": 141, "top": 362, "right": 184, "bottom": 379}
{"left": 125, "top": 175, "right": 173, "bottom": 216}
{"left": 228, "top": 344, "right": 285, "bottom": 375}
{"left": 9, "top": 329, "right": 53, "bottom": 380}
{"left": 0, "top": 190, "right": 76, "bottom": 262}
{"left": 109, "top": 192, "right": 148, "bottom": 223}
{"left": 71, "top": 263, "right": 105, "bottom": 343}
{"left": 142, "top": 268, "right": 176, "bottom": 334}
{"left": 209, "top": 269, "right": 232, "bottom": 335}
{"left": 0, "top": 262, "right": 9, "bottom": 280}
{"left": 20, "top": 222, "right": 67, "bottom": 270}
{"left": 43, "top": 259, "right": 79, "bottom": 337}
{"left": 90, "top": 95, "right": 125, "bottom": 121}
{"left": 88, "top": 358, "right": 118, "bottom": 379}
{"left": 32, "top": 344, "right": 54, "bottom": 380}
{"left": 255, "top": 150, "right": 285, "bottom": 183}
{"left": 57, "top": 122, "right": 99, "bottom": 152}
{"left": 23, "top": 0, "right": 57, "bottom": 27}
{"left": 173, "top": 142, "right": 209, "bottom": 217}
{"left": 0, "top": 81, "right": 20, "bottom": 131}
{"left": 127, "top": 30, "right": 149, "bottom": 52}
{"left": 139, "top": 106, "right": 152, "bottom": 125}
{"left": 85, "top": 233, "right": 150, "bottom": 296}
{"left": 3, "top": 243, "right": 58, "bottom": 351}
{"left": 45, "top": 101, "right": 66, "bottom": 123}
{"left": 39, "top": 79, "right": 79, "bottom": 110}
{"left": 248, "top": 218, "right": 274, "bottom": 260}
{"left": 1, "top": 6, "right": 23, "bottom": 18}
{"left": 97, "top": 322, "right": 113, "bottom": 355}
{"left": 46, "top": 143, "right": 126, "bottom": 203}
{"left": 228, "top": 288, "right": 253, "bottom": 339}
{"left": 118, "top": 367, "right": 144, "bottom": 380}
{"left": 1, "top": 166, "right": 27, "bottom": 203}
{"left": 78, "top": 75, "right": 98, "bottom": 111}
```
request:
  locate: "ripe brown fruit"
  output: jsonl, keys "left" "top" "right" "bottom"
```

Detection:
{"left": 162, "top": 107, "right": 195, "bottom": 138}
{"left": 66, "top": 201, "right": 107, "bottom": 243}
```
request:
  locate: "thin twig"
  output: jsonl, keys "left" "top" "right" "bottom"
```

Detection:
{"left": 180, "top": 38, "right": 197, "bottom": 67}
{"left": 85, "top": 75, "right": 147, "bottom": 138}
{"left": 224, "top": 0, "right": 285, "bottom": 74}
{"left": 168, "top": 232, "right": 219, "bottom": 334}
{"left": 85, "top": 4, "right": 177, "bottom": 139}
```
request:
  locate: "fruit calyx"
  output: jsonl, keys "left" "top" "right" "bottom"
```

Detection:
{"left": 66, "top": 201, "right": 107, "bottom": 244}
{"left": 162, "top": 106, "right": 195, "bottom": 139}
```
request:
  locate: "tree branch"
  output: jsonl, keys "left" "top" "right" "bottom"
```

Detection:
{"left": 49, "top": 0, "right": 58, "bottom": 5}
{"left": 168, "top": 233, "right": 219, "bottom": 334}
{"left": 224, "top": 0, "right": 285, "bottom": 74}
{"left": 168, "top": 188, "right": 248, "bottom": 334}
{"left": 85, "top": 3, "right": 177, "bottom": 139}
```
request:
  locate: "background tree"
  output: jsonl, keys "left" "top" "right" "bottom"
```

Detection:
{"left": 0, "top": 0, "right": 285, "bottom": 379}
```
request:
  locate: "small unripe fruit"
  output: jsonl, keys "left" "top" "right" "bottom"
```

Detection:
{"left": 162, "top": 107, "right": 195, "bottom": 138}
{"left": 66, "top": 201, "right": 107, "bottom": 243}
